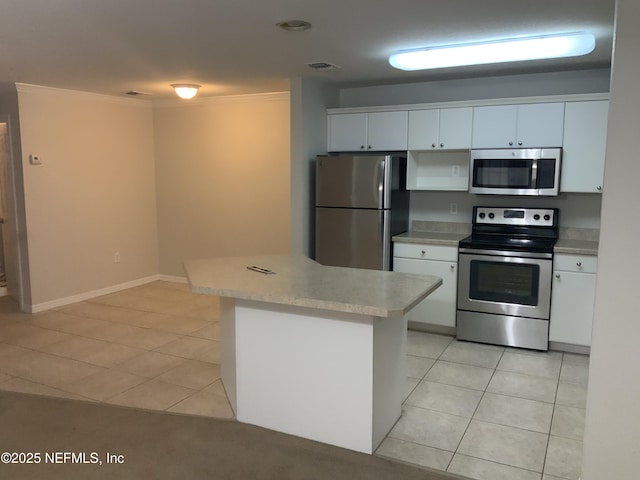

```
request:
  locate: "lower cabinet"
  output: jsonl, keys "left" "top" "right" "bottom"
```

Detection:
{"left": 549, "top": 254, "right": 598, "bottom": 347}
{"left": 393, "top": 243, "right": 457, "bottom": 328}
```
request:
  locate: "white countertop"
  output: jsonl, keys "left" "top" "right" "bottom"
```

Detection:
{"left": 184, "top": 254, "right": 442, "bottom": 318}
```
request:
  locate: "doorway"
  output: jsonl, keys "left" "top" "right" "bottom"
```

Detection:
{"left": 0, "top": 119, "right": 24, "bottom": 307}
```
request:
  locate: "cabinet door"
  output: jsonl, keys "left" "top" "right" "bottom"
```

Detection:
{"left": 549, "top": 270, "right": 596, "bottom": 346}
{"left": 368, "top": 111, "right": 408, "bottom": 150}
{"left": 516, "top": 103, "right": 565, "bottom": 147}
{"left": 408, "top": 110, "right": 439, "bottom": 150}
{"left": 393, "top": 257, "right": 457, "bottom": 327}
{"left": 439, "top": 107, "right": 473, "bottom": 149}
{"left": 561, "top": 100, "right": 609, "bottom": 193}
{"left": 328, "top": 113, "right": 368, "bottom": 152}
{"left": 471, "top": 105, "right": 518, "bottom": 148}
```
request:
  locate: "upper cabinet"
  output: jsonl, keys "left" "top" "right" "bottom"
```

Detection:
{"left": 471, "top": 102, "right": 565, "bottom": 148}
{"left": 328, "top": 111, "right": 408, "bottom": 152}
{"left": 408, "top": 107, "right": 472, "bottom": 150}
{"left": 561, "top": 100, "right": 609, "bottom": 193}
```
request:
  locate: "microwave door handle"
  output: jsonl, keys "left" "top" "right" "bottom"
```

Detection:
{"left": 531, "top": 158, "right": 538, "bottom": 188}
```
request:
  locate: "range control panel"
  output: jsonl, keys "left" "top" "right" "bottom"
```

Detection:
{"left": 473, "top": 207, "right": 558, "bottom": 227}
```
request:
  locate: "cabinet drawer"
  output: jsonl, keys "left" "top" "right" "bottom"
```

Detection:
{"left": 393, "top": 243, "right": 457, "bottom": 261}
{"left": 553, "top": 254, "right": 598, "bottom": 273}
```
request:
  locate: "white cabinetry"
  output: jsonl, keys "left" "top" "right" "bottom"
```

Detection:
{"left": 328, "top": 111, "right": 408, "bottom": 152}
{"left": 561, "top": 100, "right": 609, "bottom": 193}
{"left": 472, "top": 103, "right": 565, "bottom": 148}
{"left": 408, "top": 107, "right": 472, "bottom": 150}
{"left": 550, "top": 254, "right": 598, "bottom": 347}
{"left": 393, "top": 243, "right": 458, "bottom": 329}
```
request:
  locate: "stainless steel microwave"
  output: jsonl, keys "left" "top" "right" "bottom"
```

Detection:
{"left": 469, "top": 148, "right": 562, "bottom": 196}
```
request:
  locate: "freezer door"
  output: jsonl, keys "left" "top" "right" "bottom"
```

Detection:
{"left": 315, "top": 207, "right": 390, "bottom": 271}
{"left": 316, "top": 155, "right": 388, "bottom": 209}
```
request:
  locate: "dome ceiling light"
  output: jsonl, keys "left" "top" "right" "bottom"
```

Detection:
{"left": 277, "top": 20, "right": 312, "bottom": 32}
{"left": 171, "top": 84, "right": 201, "bottom": 99}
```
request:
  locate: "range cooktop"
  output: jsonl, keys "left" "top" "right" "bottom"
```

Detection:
{"left": 459, "top": 206, "right": 559, "bottom": 254}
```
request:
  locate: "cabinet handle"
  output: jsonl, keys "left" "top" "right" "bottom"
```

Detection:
{"left": 440, "top": 143, "right": 444, "bottom": 148}
{"left": 576, "top": 261, "right": 582, "bottom": 267}
{"left": 518, "top": 141, "right": 523, "bottom": 146}
{"left": 421, "top": 250, "right": 426, "bottom": 256}
{"left": 360, "top": 145, "right": 365, "bottom": 149}
{"left": 508, "top": 141, "right": 514, "bottom": 146}
{"left": 367, "top": 145, "right": 372, "bottom": 150}
{"left": 450, "top": 264, "right": 455, "bottom": 270}
{"left": 596, "top": 186, "right": 602, "bottom": 191}
{"left": 431, "top": 143, "right": 437, "bottom": 148}
{"left": 555, "top": 273, "right": 561, "bottom": 279}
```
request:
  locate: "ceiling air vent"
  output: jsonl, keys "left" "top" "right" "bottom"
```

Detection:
{"left": 306, "top": 62, "right": 340, "bottom": 71}
{"left": 125, "top": 91, "right": 151, "bottom": 97}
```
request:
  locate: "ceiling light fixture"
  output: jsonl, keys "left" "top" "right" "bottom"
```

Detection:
{"left": 389, "top": 32, "right": 596, "bottom": 71}
{"left": 171, "top": 84, "right": 201, "bottom": 99}
{"left": 277, "top": 20, "right": 312, "bottom": 32}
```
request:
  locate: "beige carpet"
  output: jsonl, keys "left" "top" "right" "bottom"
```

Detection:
{"left": 0, "top": 390, "right": 466, "bottom": 480}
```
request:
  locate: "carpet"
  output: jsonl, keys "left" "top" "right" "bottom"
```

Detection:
{"left": 0, "top": 390, "right": 466, "bottom": 480}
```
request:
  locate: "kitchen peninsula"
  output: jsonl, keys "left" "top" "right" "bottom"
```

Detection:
{"left": 184, "top": 254, "right": 442, "bottom": 454}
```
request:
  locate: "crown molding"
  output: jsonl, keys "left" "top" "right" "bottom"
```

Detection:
{"left": 152, "top": 91, "right": 289, "bottom": 108}
{"left": 15, "top": 83, "right": 154, "bottom": 107}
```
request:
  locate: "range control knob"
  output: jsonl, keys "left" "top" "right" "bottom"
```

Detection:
{"left": 544, "top": 214, "right": 551, "bottom": 221}
{"left": 533, "top": 214, "right": 540, "bottom": 221}
{"left": 488, "top": 213, "right": 495, "bottom": 219}
{"left": 479, "top": 212, "right": 486, "bottom": 219}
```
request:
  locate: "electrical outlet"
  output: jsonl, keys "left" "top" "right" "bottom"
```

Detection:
{"left": 114, "top": 252, "right": 121, "bottom": 263}
{"left": 450, "top": 203, "right": 458, "bottom": 215}
{"left": 452, "top": 165, "right": 460, "bottom": 177}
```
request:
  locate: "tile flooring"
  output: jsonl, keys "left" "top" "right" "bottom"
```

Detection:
{"left": 0, "top": 281, "right": 233, "bottom": 418}
{"left": 376, "top": 330, "right": 589, "bottom": 480}
{"left": 0, "top": 282, "right": 588, "bottom": 480}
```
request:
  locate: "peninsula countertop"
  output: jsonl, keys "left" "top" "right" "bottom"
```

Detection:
{"left": 184, "top": 254, "right": 442, "bottom": 318}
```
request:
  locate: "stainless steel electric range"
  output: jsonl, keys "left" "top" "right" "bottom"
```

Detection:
{"left": 456, "top": 206, "right": 559, "bottom": 351}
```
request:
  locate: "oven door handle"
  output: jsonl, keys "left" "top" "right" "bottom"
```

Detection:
{"left": 458, "top": 247, "right": 553, "bottom": 259}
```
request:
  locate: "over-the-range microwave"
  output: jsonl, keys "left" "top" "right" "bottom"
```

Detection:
{"left": 469, "top": 148, "right": 562, "bottom": 196}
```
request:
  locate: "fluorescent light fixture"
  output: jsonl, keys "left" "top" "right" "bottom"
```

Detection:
{"left": 389, "top": 32, "right": 596, "bottom": 71}
{"left": 171, "top": 84, "right": 201, "bottom": 99}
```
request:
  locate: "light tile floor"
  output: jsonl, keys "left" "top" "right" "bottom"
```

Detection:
{"left": 0, "top": 284, "right": 588, "bottom": 480}
{"left": 0, "top": 281, "right": 233, "bottom": 419}
{"left": 376, "top": 330, "right": 589, "bottom": 480}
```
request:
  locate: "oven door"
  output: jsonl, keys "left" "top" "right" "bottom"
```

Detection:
{"left": 457, "top": 251, "right": 553, "bottom": 320}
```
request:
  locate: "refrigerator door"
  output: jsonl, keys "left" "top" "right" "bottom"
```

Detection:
{"left": 316, "top": 155, "right": 389, "bottom": 209}
{"left": 316, "top": 207, "right": 390, "bottom": 270}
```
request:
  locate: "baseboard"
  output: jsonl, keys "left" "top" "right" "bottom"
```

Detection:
{"left": 157, "top": 274, "right": 189, "bottom": 284}
{"left": 27, "top": 275, "right": 162, "bottom": 313}
{"left": 407, "top": 321, "right": 456, "bottom": 336}
{"left": 548, "top": 341, "right": 591, "bottom": 356}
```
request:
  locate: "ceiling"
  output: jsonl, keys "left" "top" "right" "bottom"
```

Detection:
{"left": 0, "top": 0, "right": 615, "bottom": 100}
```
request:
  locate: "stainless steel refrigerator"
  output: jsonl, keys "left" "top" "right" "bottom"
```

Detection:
{"left": 315, "top": 154, "right": 409, "bottom": 271}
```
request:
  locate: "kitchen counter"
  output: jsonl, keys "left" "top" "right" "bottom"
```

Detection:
{"left": 184, "top": 254, "right": 442, "bottom": 454}
{"left": 185, "top": 254, "right": 441, "bottom": 318}
{"left": 393, "top": 220, "right": 471, "bottom": 246}
{"left": 393, "top": 230, "right": 469, "bottom": 246}
{"left": 554, "top": 239, "right": 599, "bottom": 256}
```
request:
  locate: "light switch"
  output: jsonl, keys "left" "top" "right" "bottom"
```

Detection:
{"left": 29, "top": 154, "right": 42, "bottom": 165}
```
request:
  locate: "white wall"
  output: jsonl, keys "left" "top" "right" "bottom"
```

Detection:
{"left": 339, "top": 68, "right": 611, "bottom": 108}
{"left": 582, "top": 1, "right": 640, "bottom": 478}
{"left": 153, "top": 93, "right": 291, "bottom": 277}
{"left": 16, "top": 85, "right": 159, "bottom": 308}
{"left": 289, "top": 78, "right": 339, "bottom": 256}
